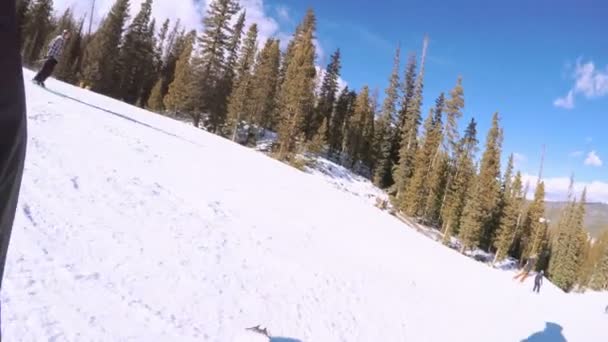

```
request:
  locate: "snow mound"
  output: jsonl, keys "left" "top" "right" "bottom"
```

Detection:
{"left": 1, "top": 70, "right": 607, "bottom": 341}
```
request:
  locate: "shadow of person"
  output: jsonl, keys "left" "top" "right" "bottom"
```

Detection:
{"left": 521, "top": 322, "right": 567, "bottom": 342}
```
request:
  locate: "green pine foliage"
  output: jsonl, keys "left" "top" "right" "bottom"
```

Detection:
{"left": 164, "top": 31, "right": 196, "bottom": 115}
{"left": 22, "top": 0, "right": 54, "bottom": 65}
{"left": 458, "top": 113, "right": 503, "bottom": 252}
{"left": 403, "top": 94, "right": 445, "bottom": 217}
{"left": 588, "top": 230, "right": 608, "bottom": 290}
{"left": 276, "top": 11, "right": 317, "bottom": 160}
{"left": 373, "top": 46, "right": 400, "bottom": 188}
{"left": 248, "top": 38, "right": 281, "bottom": 132}
{"left": 193, "top": 0, "right": 241, "bottom": 129}
{"left": 81, "top": 0, "right": 130, "bottom": 95}
{"left": 147, "top": 78, "right": 164, "bottom": 111}
{"left": 493, "top": 159, "right": 526, "bottom": 263}
{"left": 521, "top": 181, "right": 547, "bottom": 260}
{"left": 441, "top": 118, "right": 478, "bottom": 245}
{"left": 312, "top": 49, "right": 341, "bottom": 138}
{"left": 16, "top": 0, "right": 32, "bottom": 50}
{"left": 394, "top": 43, "right": 426, "bottom": 200}
{"left": 117, "top": 0, "right": 155, "bottom": 104}
{"left": 343, "top": 86, "right": 373, "bottom": 169}
{"left": 227, "top": 24, "right": 259, "bottom": 140}
{"left": 329, "top": 87, "right": 356, "bottom": 157}
{"left": 424, "top": 150, "right": 449, "bottom": 226}
{"left": 549, "top": 187, "right": 588, "bottom": 291}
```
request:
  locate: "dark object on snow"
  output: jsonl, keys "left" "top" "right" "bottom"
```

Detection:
{"left": 514, "top": 255, "right": 538, "bottom": 282}
{"left": 33, "top": 30, "right": 70, "bottom": 86}
{"left": 605, "top": 305, "right": 608, "bottom": 314}
{"left": 247, "top": 325, "right": 271, "bottom": 337}
{"left": 0, "top": 0, "right": 28, "bottom": 336}
{"left": 533, "top": 271, "right": 544, "bottom": 293}
{"left": 521, "top": 322, "right": 566, "bottom": 342}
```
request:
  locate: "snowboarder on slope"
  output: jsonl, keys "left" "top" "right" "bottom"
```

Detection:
{"left": 32, "top": 29, "right": 70, "bottom": 87}
{"left": 533, "top": 270, "right": 544, "bottom": 293}
{"left": 513, "top": 254, "right": 537, "bottom": 282}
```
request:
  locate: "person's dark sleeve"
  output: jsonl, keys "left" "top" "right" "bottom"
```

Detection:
{"left": 0, "top": 0, "right": 28, "bottom": 288}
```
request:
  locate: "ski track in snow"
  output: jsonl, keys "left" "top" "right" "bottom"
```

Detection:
{"left": 1, "top": 70, "right": 607, "bottom": 341}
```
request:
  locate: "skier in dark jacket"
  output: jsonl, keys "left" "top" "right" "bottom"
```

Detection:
{"left": 0, "top": 0, "right": 28, "bottom": 337}
{"left": 32, "top": 29, "right": 70, "bottom": 87}
{"left": 533, "top": 270, "right": 544, "bottom": 293}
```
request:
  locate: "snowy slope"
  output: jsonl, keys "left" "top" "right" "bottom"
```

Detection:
{"left": 2, "top": 69, "right": 607, "bottom": 341}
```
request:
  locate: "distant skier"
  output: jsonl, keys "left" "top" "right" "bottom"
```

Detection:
{"left": 32, "top": 29, "right": 71, "bottom": 87}
{"left": 513, "top": 254, "right": 537, "bottom": 282}
{"left": 533, "top": 270, "right": 544, "bottom": 293}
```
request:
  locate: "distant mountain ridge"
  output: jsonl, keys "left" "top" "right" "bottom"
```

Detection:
{"left": 545, "top": 201, "right": 608, "bottom": 237}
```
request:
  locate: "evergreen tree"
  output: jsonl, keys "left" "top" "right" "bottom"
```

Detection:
{"left": 215, "top": 11, "right": 246, "bottom": 132}
{"left": 521, "top": 181, "right": 547, "bottom": 259}
{"left": 588, "top": 230, "right": 608, "bottom": 290}
{"left": 328, "top": 87, "right": 355, "bottom": 157}
{"left": 117, "top": 0, "right": 155, "bottom": 103}
{"left": 22, "top": 0, "right": 54, "bottom": 65}
{"left": 403, "top": 94, "right": 445, "bottom": 217}
{"left": 227, "top": 24, "right": 259, "bottom": 140}
{"left": 155, "top": 18, "right": 170, "bottom": 70}
{"left": 549, "top": 188, "right": 587, "bottom": 291}
{"left": 441, "top": 118, "right": 478, "bottom": 245}
{"left": 577, "top": 226, "right": 608, "bottom": 290}
{"left": 276, "top": 12, "right": 317, "bottom": 159}
{"left": 16, "top": 0, "right": 32, "bottom": 50}
{"left": 164, "top": 31, "right": 196, "bottom": 115}
{"left": 394, "top": 37, "right": 428, "bottom": 199}
{"left": 343, "top": 86, "right": 372, "bottom": 168}
{"left": 493, "top": 157, "right": 526, "bottom": 263}
{"left": 312, "top": 49, "right": 342, "bottom": 138}
{"left": 158, "top": 23, "right": 186, "bottom": 100}
{"left": 458, "top": 113, "right": 503, "bottom": 252}
{"left": 423, "top": 150, "right": 449, "bottom": 225}
{"left": 193, "top": 0, "right": 241, "bottom": 129}
{"left": 278, "top": 8, "right": 315, "bottom": 92}
{"left": 147, "top": 78, "right": 164, "bottom": 111}
{"left": 444, "top": 77, "right": 465, "bottom": 156}
{"left": 81, "top": 0, "right": 130, "bottom": 95}
{"left": 373, "top": 46, "right": 401, "bottom": 188}
{"left": 391, "top": 53, "right": 417, "bottom": 169}
{"left": 248, "top": 38, "right": 281, "bottom": 131}
{"left": 307, "top": 118, "right": 329, "bottom": 155}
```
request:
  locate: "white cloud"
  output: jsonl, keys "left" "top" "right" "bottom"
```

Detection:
{"left": 553, "top": 89, "right": 574, "bottom": 109}
{"left": 54, "top": 0, "right": 202, "bottom": 33}
{"left": 553, "top": 59, "right": 608, "bottom": 109}
{"left": 522, "top": 174, "right": 608, "bottom": 203}
{"left": 513, "top": 153, "right": 527, "bottom": 168}
{"left": 275, "top": 5, "right": 289, "bottom": 21}
{"left": 574, "top": 60, "right": 608, "bottom": 98}
{"left": 584, "top": 150, "right": 603, "bottom": 167}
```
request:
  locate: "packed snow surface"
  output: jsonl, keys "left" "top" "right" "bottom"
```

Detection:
{"left": 2, "top": 70, "right": 607, "bottom": 341}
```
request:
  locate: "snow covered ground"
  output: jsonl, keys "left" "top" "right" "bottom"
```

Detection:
{"left": 2, "top": 69, "right": 607, "bottom": 341}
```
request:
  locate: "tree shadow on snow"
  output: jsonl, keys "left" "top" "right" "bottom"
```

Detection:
{"left": 521, "top": 322, "right": 567, "bottom": 342}
{"left": 270, "top": 338, "right": 302, "bottom": 342}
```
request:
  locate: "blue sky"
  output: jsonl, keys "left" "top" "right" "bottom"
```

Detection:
{"left": 266, "top": 0, "right": 608, "bottom": 201}
{"left": 55, "top": 0, "right": 608, "bottom": 201}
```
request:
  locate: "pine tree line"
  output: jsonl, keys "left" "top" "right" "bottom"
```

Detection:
{"left": 17, "top": 0, "right": 608, "bottom": 293}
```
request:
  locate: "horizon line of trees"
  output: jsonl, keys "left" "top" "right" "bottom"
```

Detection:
{"left": 17, "top": 0, "right": 608, "bottom": 293}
